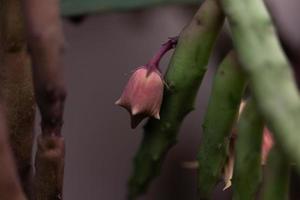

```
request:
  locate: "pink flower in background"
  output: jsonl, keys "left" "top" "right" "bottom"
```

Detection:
{"left": 261, "top": 127, "right": 274, "bottom": 165}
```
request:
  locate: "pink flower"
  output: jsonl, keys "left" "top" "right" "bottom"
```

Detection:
{"left": 115, "top": 66, "right": 164, "bottom": 128}
{"left": 116, "top": 37, "right": 178, "bottom": 128}
{"left": 261, "top": 127, "right": 274, "bottom": 165}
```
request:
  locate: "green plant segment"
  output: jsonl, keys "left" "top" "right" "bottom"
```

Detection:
{"left": 128, "top": 0, "right": 224, "bottom": 199}
{"left": 61, "top": 0, "right": 201, "bottom": 16}
{"left": 262, "top": 146, "right": 290, "bottom": 200}
{"left": 233, "top": 98, "right": 264, "bottom": 200}
{"left": 197, "top": 51, "right": 246, "bottom": 198}
{"left": 221, "top": 0, "right": 300, "bottom": 171}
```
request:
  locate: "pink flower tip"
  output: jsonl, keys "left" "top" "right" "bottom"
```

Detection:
{"left": 116, "top": 66, "right": 164, "bottom": 128}
{"left": 261, "top": 127, "right": 274, "bottom": 165}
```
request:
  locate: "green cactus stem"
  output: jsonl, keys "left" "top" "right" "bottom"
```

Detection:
{"left": 127, "top": 0, "right": 224, "bottom": 199}
{"left": 220, "top": 0, "right": 300, "bottom": 171}
{"left": 261, "top": 146, "right": 290, "bottom": 200}
{"left": 0, "top": 0, "right": 35, "bottom": 198}
{"left": 197, "top": 51, "right": 246, "bottom": 198}
{"left": 232, "top": 98, "right": 264, "bottom": 200}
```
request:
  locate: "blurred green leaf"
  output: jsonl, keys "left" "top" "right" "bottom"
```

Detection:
{"left": 61, "top": 0, "right": 199, "bottom": 16}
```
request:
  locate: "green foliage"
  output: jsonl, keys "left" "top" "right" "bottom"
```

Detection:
{"left": 233, "top": 98, "right": 263, "bottom": 200}
{"left": 222, "top": 0, "right": 300, "bottom": 172}
{"left": 197, "top": 51, "right": 246, "bottom": 198}
{"left": 262, "top": 146, "right": 290, "bottom": 200}
{"left": 61, "top": 0, "right": 200, "bottom": 16}
{"left": 128, "top": 0, "right": 224, "bottom": 199}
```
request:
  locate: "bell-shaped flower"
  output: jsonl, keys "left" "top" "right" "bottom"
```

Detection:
{"left": 115, "top": 66, "right": 164, "bottom": 128}
{"left": 116, "top": 37, "right": 178, "bottom": 128}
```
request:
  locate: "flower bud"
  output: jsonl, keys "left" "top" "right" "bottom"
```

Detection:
{"left": 116, "top": 66, "right": 164, "bottom": 128}
{"left": 261, "top": 127, "right": 274, "bottom": 165}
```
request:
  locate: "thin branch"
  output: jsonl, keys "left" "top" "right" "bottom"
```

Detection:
{"left": 21, "top": 0, "right": 66, "bottom": 199}
{"left": 21, "top": 0, "right": 66, "bottom": 136}
{"left": 197, "top": 51, "right": 246, "bottom": 198}
{"left": 232, "top": 98, "right": 264, "bottom": 200}
{"left": 0, "top": 0, "right": 35, "bottom": 198}
{"left": 0, "top": 105, "right": 27, "bottom": 200}
{"left": 34, "top": 135, "right": 65, "bottom": 200}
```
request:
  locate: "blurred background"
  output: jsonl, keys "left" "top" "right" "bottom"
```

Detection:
{"left": 53, "top": 0, "right": 300, "bottom": 199}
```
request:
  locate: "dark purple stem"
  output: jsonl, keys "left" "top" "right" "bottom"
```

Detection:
{"left": 147, "top": 37, "right": 178, "bottom": 70}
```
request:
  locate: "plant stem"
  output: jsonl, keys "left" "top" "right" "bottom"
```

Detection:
{"left": 0, "top": 106, "right": 26, "bottom": 200}
{"left": 197, "top": 51, "right": 246, "bottom": 198}
{"left": 128, "top": 0, "right": 224, "bottom": 199}
{"left": 21, "top": 0, "right": 66, "bottom": 136}
{"left": 261, "top": 146, "right": 290, "bottom": 200}
{"left": 147, "top": 37, "right": 178, "bottom": 69}
{"left": 34, "top": 135, "right": 65, "bottom": 200}
{"left": 233, "top": 98, "right": 264, "bottom": 200}
{"left": 21, "top": 0, "right": 66, "bottom": 199}
{"left": 220, "top": 0, "right": 300, "bottom": 171}
{"left": 0, "top": 0, "right": 35, "bottom": 198}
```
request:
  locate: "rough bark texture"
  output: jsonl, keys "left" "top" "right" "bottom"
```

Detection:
{"left": 128, "top": 0, "right": 224, "bottom": 199}
{"left": 0, "top": 0, "right": 35, "bottom": 198}
{"left": 197, "top": 51, "right": 246, "bottom": 198}
{"left": 21, "top": 0, "right": 66, "bottom": 199}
